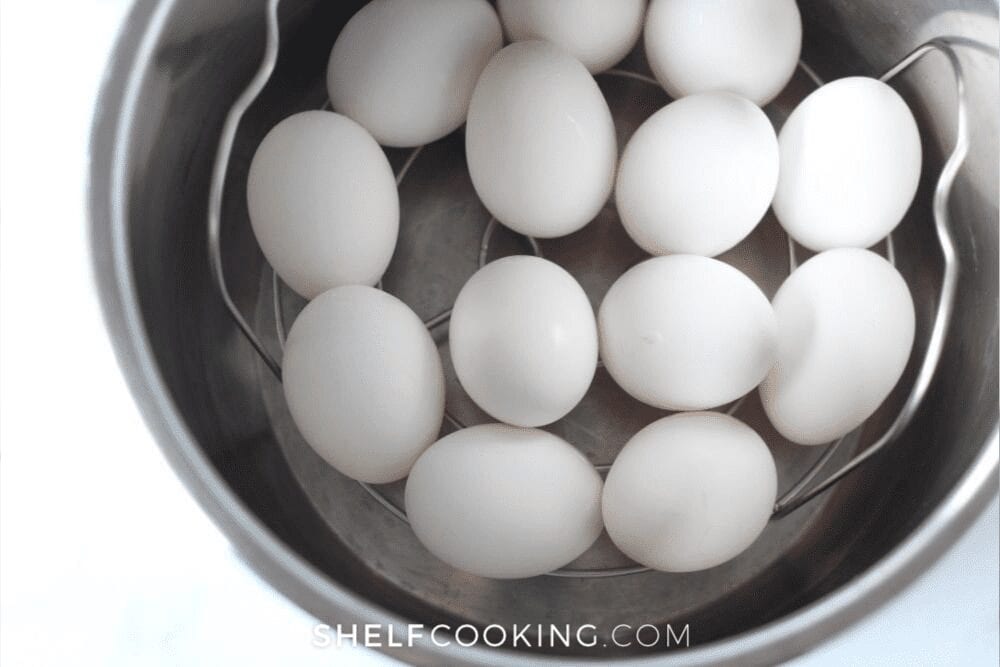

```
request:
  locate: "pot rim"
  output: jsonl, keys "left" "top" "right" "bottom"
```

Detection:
{"left": 87, "top": 1, "right": 1000, "bottom": 664}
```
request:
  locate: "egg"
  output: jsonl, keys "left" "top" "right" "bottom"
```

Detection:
{"left": 466, "top": 41, "right": 617, "bottom": 238}
{"left": 615, "top": 92, "right": 779, "bottom": 257}
{"left": 449, "top": 256, "right": 598, "bottom": 427}
{"left": 327, "top": 0, "right": 503, "bottom": 147}
{"left": 760, "top": 248, "right": 916, "bottom": 445}
{"left": 599, "top": 255, "right": 776, "bottom": 411}
{"left": 405, "top": 424, "right": 604, "bottom": 578}
{"left": 644, "top": 0, "right": 801, "bottom": 106}
{"left": 603, "top": 412, "right": 777, "bottom": 572}
{"left": 772, "top": 77, "right": 923, "bottom": 251}
{"left": 282, "top": 286, "right": 445, "bottom": 484}
{"left": 247, "top": 111, "right": 398, "bottom": 299}
{"left": 497, "top": 0, "right": 647, "bottom": 74}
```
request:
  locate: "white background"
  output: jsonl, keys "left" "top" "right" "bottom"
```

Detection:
{"left": 0, "top": 1, "right": 997, "bottom": 665}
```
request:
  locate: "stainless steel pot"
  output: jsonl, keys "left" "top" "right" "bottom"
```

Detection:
{"left": 89, "top": 1, "right": 999, "bottom": 664}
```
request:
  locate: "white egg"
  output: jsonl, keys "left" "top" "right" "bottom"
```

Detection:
{"left": 644, "top": 0, "right": 801, "bottom": 106}
{"left": 449, "top": 256, "right": 597, "bottom": 427}
{"left": 466, "top": 41, "right": 617, "bottom": 238}
{"left": 760, "top": 248, "right": 916, "bottom": 445}
{"left": 497, "top": 0, "right": 646, "bottom": 74}
{"left": 282, "top": 286, "right": 445, "bottom": 484}
{"left": 773, "top": 77, "right": 923, "bottom": 251}
{"left": 405, "top": 424, "right": 603, "bottom": 578}
{"left": 247, "top": 111, "right": 398, "bottom": 299}
{"left": 599, "top": 255, "right": 776, "bottom": 411}
{"left": 327, "top": 0, "right": 502, "bottom": 147}
{"left": 603, "top": 412, "right": 777, "bottom": 572}
{"left": 615, "top": 92, "right": 779, "bottom": 257}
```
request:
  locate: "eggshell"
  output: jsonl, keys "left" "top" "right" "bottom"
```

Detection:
{"left": 615, "top": 92, "right": 779, "bottom": 257}
{"left": 603, "top": 412, "right": 777, "bottom": 572}
{"left": 773, "top": 77, "right": 923, "bottom": 251}
{"left": 405, "top": 424, "right": 604, "bottom": 578}
{"left": 760, "top": 248, "right": 916, "bottom": 445}
{"left": 497, "top": 0, "right": 646, "bottom": 74}
{"left": 247, "top": 111, "right": 398, "bottom": 299}
{"left": 644, "top": 0, "right": 801, "bottom": 106}
{"left": 327, "top": 0, "right": 503, "bottom": 147}
{"left": 599, "top": 255, "right": 777, "bottom": 411}
{"left": 449, "top": 256, "right": 598, "bottom": 427}
{"left": 282, "top": 286, "right": 445, "bottom": 484}
{"left": 466, "top": 41, "right": 617, "bottom": 238}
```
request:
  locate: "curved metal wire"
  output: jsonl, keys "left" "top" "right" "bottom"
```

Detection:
{"left": 272, "top": 269, "right": 286, "bottom": 350}
{"left": 478, "top": 217, "right": 544, "bottom": 267}
{"left": 395, "top": 145, "right": 424, "bottom": 186}
{"left": 771, "top": 61, "right": 912, "bottom": 515}
{"left": 796, "top": 60, "right": 825, "bottom": 88}
{"left": 207, "top": 0, "right": 283, "bottom": 379}
{"left": 603, "top": 68, "right": 661, "bottom": 87}
{"left": 773, "top": 39, "right": 969, "bottom": 516}
{"left": 357, "top": 482, "right": 409, "bottom": 522}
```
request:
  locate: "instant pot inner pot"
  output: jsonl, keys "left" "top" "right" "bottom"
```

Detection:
{"left": 121, "top": 0, "right": 998, "bottom": 657}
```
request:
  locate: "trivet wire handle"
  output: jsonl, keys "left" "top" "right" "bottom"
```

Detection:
{"left": 774, "top": 39, "right": 975, "bottom": 516}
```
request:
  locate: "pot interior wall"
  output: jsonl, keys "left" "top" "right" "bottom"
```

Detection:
{"left": 117, "top": 0, "right": 998, "bottom": 658}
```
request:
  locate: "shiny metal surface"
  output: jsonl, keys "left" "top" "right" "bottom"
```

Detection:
{"left": 89, "top": 0, "right": 999, "bottom": 663}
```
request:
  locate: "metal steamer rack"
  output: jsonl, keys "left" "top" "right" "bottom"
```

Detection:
{"left": 208, "top": 0, "right": 973, "bottom": 579}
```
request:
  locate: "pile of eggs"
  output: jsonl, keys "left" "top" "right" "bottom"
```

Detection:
{"left": 247, "top": 0, "right": 920, "bottom": 579}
